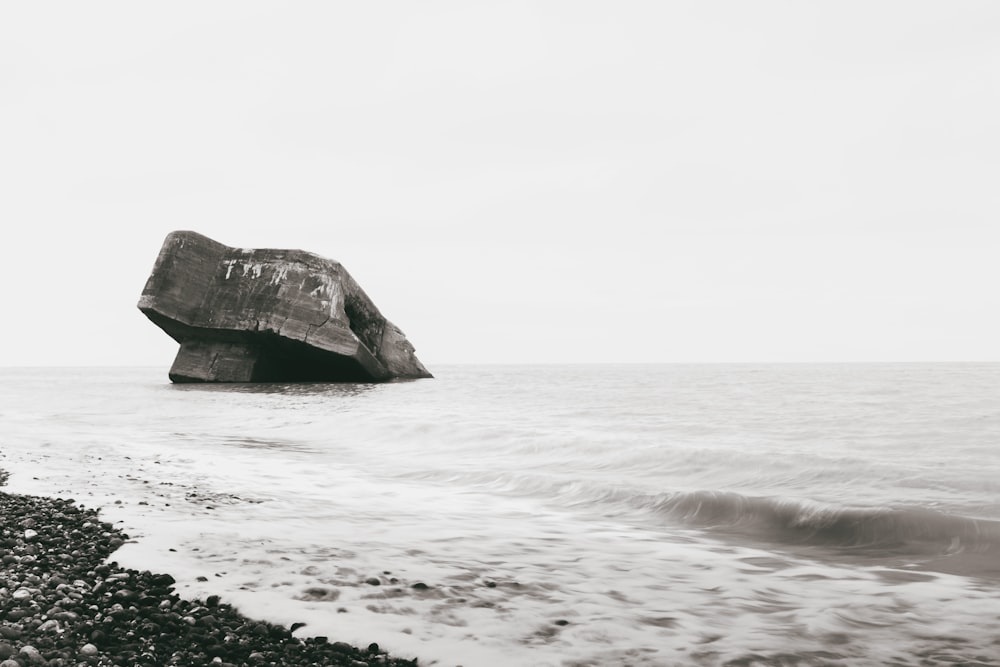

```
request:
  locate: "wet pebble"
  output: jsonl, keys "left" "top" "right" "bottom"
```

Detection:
{"left": 37, "top": 619, "right": 60, "bottom": 632}
{"left": 18, "top": 645, "right": 42, "bottom": 663}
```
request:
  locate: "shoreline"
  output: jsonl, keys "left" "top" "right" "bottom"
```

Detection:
{"left": 0, "top": 469, "right": 419, "bottom": 667}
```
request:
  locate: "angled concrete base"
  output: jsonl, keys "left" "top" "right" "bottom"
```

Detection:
{"left": 169, "top": 340, "right": 261, "bottom": 383}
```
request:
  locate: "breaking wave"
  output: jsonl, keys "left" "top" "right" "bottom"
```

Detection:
{"left": 646, "top": 489, "right": 1000, "bottom": 560}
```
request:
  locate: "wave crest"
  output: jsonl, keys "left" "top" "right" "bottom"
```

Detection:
{"left": 646, "top": 490, "right": 1000, "bottom": 556}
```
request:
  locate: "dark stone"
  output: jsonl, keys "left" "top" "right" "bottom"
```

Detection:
{"left": 113, "top": 589, "right": 137, "bottom": 602}
{"left": 149, "top": 573, "right": 175, "bottom": 588}
{"left": 138, "top": 231, "right": 432, "bottom": 383}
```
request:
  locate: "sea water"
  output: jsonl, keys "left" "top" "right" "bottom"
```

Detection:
{"left": 1, "top": 364, "right": 998, "bottom": 666}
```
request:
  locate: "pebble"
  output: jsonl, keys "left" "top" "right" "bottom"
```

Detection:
{"left": 18, "top": 645, "right": 42, "bottom": 663}
{"left": 79, "top": 644, "right": 99, "bottom": 656}
{"left": 150, "top": 573, "right": 176, "bottom": 587}
{"left": 113, "top": 588, "right": 138, "bottom": 601}
{"left": 37, "top": 619, "right": 60, "bottom": 632}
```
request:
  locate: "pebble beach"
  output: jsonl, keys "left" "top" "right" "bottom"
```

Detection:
{"left": 0, "top": 469, "right": 418, "bottom": 667}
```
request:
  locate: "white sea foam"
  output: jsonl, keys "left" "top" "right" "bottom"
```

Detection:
{"left": 2, "top": 364, "right": 1000, "bottom": 666}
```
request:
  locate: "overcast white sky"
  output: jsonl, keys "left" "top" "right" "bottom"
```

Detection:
{"left": 2, "top": 1, "right": 998, "bottom": 366}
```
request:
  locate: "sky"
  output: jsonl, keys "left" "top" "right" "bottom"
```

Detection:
{"left": 2, "top": 1, "right": 998, "bottom": 366}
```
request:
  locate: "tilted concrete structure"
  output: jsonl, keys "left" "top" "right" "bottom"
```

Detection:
{"left": 138, "top": 231, "right": 432, "bottom": 383}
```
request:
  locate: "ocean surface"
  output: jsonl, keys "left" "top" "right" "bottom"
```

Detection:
{"left": 1, "top": 364, "right": 999, "bottom": 666}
